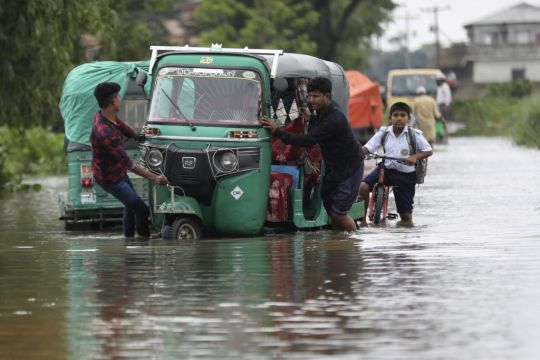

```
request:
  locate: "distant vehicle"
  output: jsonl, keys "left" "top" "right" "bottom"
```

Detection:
{"left": 346, "top": 70, "right": 384, "bottom": 144}
{"left": 58, "top": 61, "right": 150, "bottom": 229}
{"left": 386, "top": 68, "right": 444, "bottom": 109}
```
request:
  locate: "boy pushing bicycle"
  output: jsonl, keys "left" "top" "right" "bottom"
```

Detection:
{"left": 359, "top": 102, "right": 433, "bottom": 226}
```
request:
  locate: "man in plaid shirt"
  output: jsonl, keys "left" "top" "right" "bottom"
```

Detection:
{"left": 91, "top": 82, "right": 169, "bottom": 239}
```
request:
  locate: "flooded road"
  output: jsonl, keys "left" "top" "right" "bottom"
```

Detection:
{"left": 1, "top": 136, "right": 539, "bottom": 359}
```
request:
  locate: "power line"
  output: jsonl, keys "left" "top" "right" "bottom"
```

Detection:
{"left": 394, "top": 6, "right": 419, "bottom": 67}
{"left": 421, "top": 5, "right": 451, "bottom": 68}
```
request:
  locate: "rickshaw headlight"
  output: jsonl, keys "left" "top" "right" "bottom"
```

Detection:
{"left": 146, "top": 149, "right": 163, "bottom": 169}
{"left": 216, "top": 151, "right": 238, "bottom": 172}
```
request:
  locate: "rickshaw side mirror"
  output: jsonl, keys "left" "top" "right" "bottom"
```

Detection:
{"left": 273, "top": 77, "right": 288, "bottom": 92}
{"left": 136, "top": 71, "right": 147, "bottom": 87}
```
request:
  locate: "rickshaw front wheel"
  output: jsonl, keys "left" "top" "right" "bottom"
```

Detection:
{"left": 163, "top": 217, "right": 202, "bottom": 241}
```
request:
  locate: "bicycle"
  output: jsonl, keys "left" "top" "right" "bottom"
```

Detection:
{"left": 364, "top": 153, "right": 407, "bottom": 225}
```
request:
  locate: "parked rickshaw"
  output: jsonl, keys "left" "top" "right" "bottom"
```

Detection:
{"left": 58, "top": 61, "right": 150, "bottom": 229}
{"left": 136, "top": 45, "right": 364, "bottom": 240}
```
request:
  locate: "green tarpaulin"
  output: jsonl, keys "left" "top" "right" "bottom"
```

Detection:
{"left": 60, "top": 61, "right": 150, "bottom": 146}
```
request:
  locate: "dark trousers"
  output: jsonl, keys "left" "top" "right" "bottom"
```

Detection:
{"left": 102, "top": 177, "right": 150, "bottom": 237}
{"left": 322, "top": 163, "right": 364, "bottom": 216}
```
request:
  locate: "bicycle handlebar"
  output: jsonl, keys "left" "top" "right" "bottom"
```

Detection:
{"left": 365, "top": 152, "right": 407, "bottom": 164}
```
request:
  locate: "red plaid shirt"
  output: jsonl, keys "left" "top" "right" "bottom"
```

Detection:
{"left": 90, "top": 111, "right": 136, "bottom": 186}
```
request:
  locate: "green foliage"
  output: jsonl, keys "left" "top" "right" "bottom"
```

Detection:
{"left": 450, "top": 93, "right": 540, "bottom": 149}
{"left": 0, "top": 143, "right": 12, "bottom": 189}
{"left": 312, "top": 0, "right": 395, "bottom": 69}
{"left": 0, "top": 0, "right": 183, "bottom": 130}
{"left": 0, "top": 0, "right": 112, "bottom": 129}
{"left": 511, "top": 95, "right": 540, "bottom": 148}
{"left": 485, "top": 79, "right": 533, "bottom": 99}
{"left": 96, "top": 0, "right": 182, "bottom": 61}
{"left": 193, "top": 0, "right": 395, "bottom": 68}
{"left": 0, "top": 127, "right": 66, "bottom": 191}
{"left": 97, "top": 20, "right": 156, "bottom": 61}
{"left": 194, "top": 0, "right": 318, "bottom": 54}
{"left": 450, "top": 97, "right": 518, "bottom": 135}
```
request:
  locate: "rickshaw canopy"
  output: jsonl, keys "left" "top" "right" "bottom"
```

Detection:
{"left": 59, "top": 61, "right": 150, "bottom": 146}
{"left": 261, "top": 53, "right": 350, "bottom": 117}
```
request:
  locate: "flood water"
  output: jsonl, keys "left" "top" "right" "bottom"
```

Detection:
{"left": 1, "top": 136, "right": 539, "bottom": 359}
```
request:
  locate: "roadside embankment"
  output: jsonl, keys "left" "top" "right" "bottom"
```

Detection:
{"left": 0, "top": 127, "right": 65, "bottom": 191}
{"left": 450, "top": 87, "right": 540, "bottom": 149}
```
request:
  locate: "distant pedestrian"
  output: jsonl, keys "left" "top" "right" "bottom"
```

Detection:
{"left": 412, "top": 86, "right": 440, "bottom": 146}
{"left": 436, "top": 75, "right": 452, "bottom": 119}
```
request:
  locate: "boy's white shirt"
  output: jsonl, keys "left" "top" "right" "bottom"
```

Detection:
{"left": 364, "top": 126, "right": 432, "bottom": 173}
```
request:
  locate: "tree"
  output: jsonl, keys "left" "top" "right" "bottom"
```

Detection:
{"left": 0, "top": 0, "right": 114, "bottom": 128}
{"left": 193, "top": 0, "right": 318, "bottom": 55}
{"left": 192, "top": 0, "right": 395, "bottom": 69}
{"left": 0, "top": 0, "right": 187, "bottom": 129}
{"left": 0, "top": 1, "right": 112, "bottom": 128}
{"left": 96, "top": 0, "right": 183, "bottom": 61}
{"left": 311, "top": 0, "right": 395, "bottom": 68}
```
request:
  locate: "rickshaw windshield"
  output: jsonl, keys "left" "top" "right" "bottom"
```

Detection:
{"left": 391, "top": 75, "right": 437, "bottom": 97}
{"left": 148, "top": 66, "right": 262, "bottom": 125}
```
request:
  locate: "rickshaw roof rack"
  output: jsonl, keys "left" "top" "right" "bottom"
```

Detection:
{"left": 149, "top": 45, "right": 284, "bottom": 78}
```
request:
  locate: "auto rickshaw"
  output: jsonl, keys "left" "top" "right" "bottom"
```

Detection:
{"left": 386, "top": 68, "right": 444, "bottom": 109}
{"left": 136, "top": 45, "right": 364, "bottom": 240}
{"left": 58, "top": 61, "right": 151, "bottom": 229}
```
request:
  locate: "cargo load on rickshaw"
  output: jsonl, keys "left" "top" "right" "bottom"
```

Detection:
{"left": 58, "top": 61, "right": 150, "bottom": 229}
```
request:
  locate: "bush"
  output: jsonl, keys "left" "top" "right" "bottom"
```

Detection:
{"left": 449, "top": 96, "right": 518, "bottom": 135}
{"left": 486, "top": 79, "right": 533, "bottom": 98}
{"left": 511, "top": 96, "right": 540, "bottom": 148}
{"left": 0, "top": 127, "right": 66, "bottom": 191}
{"left": 450, "top": 92, "right": 540, "bottom": 149}
{"left": 0, "top": 145, "right": 13, "bottom": 188}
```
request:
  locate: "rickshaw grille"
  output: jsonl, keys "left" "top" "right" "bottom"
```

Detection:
{"left": 175, "top": 174, "right": 198, "bottom": 184}
{"left": 164, "top": 144, "right": 216, "bottom": 204}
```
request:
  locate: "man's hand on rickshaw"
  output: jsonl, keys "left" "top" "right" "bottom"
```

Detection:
{"left": 134, "top": 133, "right": 146, "bottom": 142}
{"left": 260, "top": 117, "right": 277, "bottom": 133}
{"left": 154, "top": 175, "right": 170, "bottom": 186}
{"left": 301, "top": 106, "right": 312, "bottom": 118}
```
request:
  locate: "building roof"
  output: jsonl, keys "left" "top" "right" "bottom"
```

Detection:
{"left": 465, "top": 2, "right": 540, "bottom": 27}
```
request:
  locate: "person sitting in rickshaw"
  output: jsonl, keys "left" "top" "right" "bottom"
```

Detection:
{"left": 261, "top": 77, "right": 364, "bottom": 231}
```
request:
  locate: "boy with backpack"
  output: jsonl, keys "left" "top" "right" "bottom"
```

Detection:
{"left": 359, "top": 102, "right": 433, "bottom": 226}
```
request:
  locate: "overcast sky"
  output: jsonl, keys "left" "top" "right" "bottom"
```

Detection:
{"left": 378, "top": 0, "right": 534, "bottom": 51}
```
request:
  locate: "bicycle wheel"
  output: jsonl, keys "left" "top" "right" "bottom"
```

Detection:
{"left": 373, "top": 184, "right": 385, "bottom": 225}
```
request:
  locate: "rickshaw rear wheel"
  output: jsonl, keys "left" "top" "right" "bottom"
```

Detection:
{"left": 162, "top": 217, "right": 202, "bottom": 241}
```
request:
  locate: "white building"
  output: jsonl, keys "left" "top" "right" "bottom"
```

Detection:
{"left": 464, "top": 2, "right": 540, "bottom": 83}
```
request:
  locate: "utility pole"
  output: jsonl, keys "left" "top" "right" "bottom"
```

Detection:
{"left": 421, "top": 5, "right": 450, "bottom": 68}
{"left": 395, "top": 5, "right": 419, "bottom": 68}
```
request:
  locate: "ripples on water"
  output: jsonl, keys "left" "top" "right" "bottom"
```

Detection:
{"left": 0, "top": 137, "right": 539, "bottom": 359}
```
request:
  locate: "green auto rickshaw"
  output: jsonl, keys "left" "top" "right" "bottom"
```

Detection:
{"left": 136, "top": 45, "right": 364, "bottom": 240}
{"left": 58, "top": 61, "right": 151, "bottom": 229}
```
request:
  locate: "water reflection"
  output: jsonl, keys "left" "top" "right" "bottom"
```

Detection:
{"left": 61, "top": 233, "right": 371, "bottom": 358}
{"left": 0, "top": 138, "right": 540, "bottom": 359}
